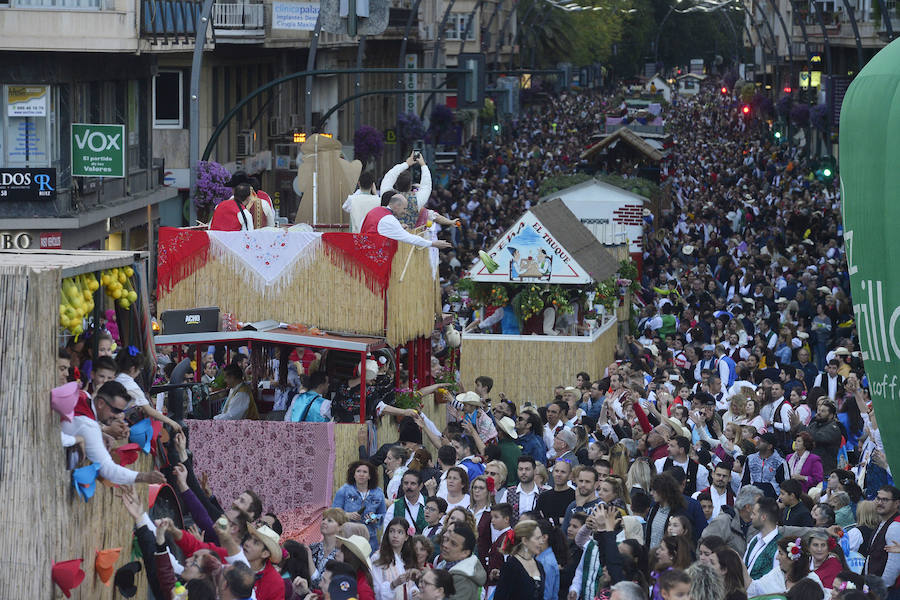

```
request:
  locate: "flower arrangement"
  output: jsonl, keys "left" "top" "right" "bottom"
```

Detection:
{"left": 618, "top": 259, "right": 641, "bottom": 293}
{"left": 546, "top": 285, "right": 573, "bottom": 314}
{"left": 595, "top": 277, "right": 618, "bottom": 312}
{"left": 434, "top": 353, "right": 459, "bottom": 390}
{"left": 515, "top": 284, "right": 545, "bottom": 321}
{"left": 194, "top": 161, "right": 232, "bottom": 211}
{"left": 394, "top": 380, "right": 424, "bottom": 411}
{"left": 584, "top": 308, "right": 599, "bottom": 320}
{"left": 353, "top": 125, "right": 385, "bottom": 165}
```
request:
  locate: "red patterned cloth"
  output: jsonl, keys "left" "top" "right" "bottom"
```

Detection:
{"left": 321, "top": 232, "right": 397, "bottom": 295}
{"left": 185, "top": 420, "right": 336, "bottom": 542}
{"left": 157, "top": 227, "right": 211, "bottom": 294}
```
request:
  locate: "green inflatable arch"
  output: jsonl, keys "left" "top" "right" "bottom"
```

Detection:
{"left": 840, "top": 37, "right": 900, "bottom": 472}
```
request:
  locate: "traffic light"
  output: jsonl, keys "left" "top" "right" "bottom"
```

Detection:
{"left": 783, "top": 86, "right": 792, "bottom": 94}
{"left": 741, "top": 105, "right": 751, "bottom": 115}
{"left": 721, "top": 86, "right": 728, "bottom": 95}
{"left": 815, "top": 156, "right": 836, "bottom": 183}
{"left": 492, "top": 123, "right": 500, "bottom": 132}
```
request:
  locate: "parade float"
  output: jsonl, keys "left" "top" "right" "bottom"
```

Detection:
{"left": 0, "top": 249, "right": 155, "bottom": 599}
{"left": 154, "top": 136, "right": 449, "bottom": 533}
{"left": 153, "top": 225, "right": 449, "bottom": 535}
{"left": 457, "top": 198, "right": 631, "bottom": 404}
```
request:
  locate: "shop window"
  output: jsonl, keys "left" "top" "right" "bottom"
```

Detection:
{"left": 1, "top": 84, "right": 54, "bottom": 168}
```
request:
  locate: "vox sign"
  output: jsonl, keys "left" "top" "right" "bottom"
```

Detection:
{"left": 71, "top": 123, "right": 125, "bottom": 178}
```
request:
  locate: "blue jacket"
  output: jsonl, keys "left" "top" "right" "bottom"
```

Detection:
{"left": 517, "top": 432, "right": 547, "bottom": 464}
{"left": 332, "top": 484, "right": 387, "bottom": 549}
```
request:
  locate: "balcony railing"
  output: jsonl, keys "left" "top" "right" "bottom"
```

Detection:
{"left": 142, "top": 0, "right": 202, "bottom": 43}
{"left": 213, "top": 2, "right": 264, "bottom": 29}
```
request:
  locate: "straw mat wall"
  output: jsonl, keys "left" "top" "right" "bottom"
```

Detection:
{"left": 459, "top": 326, "right": 618, "bottom": 409}
{"left": 333, "top": 396, "right": 448, "bottom": 492}
{"left": 158, "top": 244, "right": 437, "bottom": 347}
{"left": 0, "top": 265, "right": 149, "bottom": 599}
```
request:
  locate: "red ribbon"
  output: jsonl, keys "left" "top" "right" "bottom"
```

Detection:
{"left": 485, "top": 476, "right": 495, "bottom": 494}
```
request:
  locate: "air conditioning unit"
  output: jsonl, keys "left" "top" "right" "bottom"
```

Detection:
{"left": 237, "top": 129, "right": 257, "bottom": 157}
{"left": 268, "top": 117, "right": 281, "bottom": 137}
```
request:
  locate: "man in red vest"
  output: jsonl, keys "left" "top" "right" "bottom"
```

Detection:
{"left": 210, "top": 171, "right": 276, "bottom": 231}
{"left": 359, "top": 191, "right": 451, "bottom": 251}
{"left": 61, "top": 380, "right": 165, "bottom": 485}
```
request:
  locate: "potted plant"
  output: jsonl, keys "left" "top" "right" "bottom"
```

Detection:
{"left": 584, "top": 308, "right": 599, "bottom": 330}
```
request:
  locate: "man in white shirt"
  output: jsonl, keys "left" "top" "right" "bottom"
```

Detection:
{"left": 543, "top": 401, "right": 569, "bottom": 459}
{"left": 813, "top": 359, "right": 844, "bottom": 401}
{"left": 342, "top": 171, "right": 380, "bottom": 233}
{"left": 744, "top": 497, "right": 781, "bottom": 580}
{"left": 360, "top": 192, "right": 451, "bottom": 250}
{"left": 61, "top": 380, "right": 165, "bottom": 485}
{"left": 215, "top": 364, "right": 255, "bottom": 420}
{"left": 693, "top": 463, "right": 735, "bottom": 518}
{"left": 504, "top": 456, "right": 542, "bottom": 521}
{"left": 655, "top": 435, "right": 709, "bottom": 495}
{"left": 379, "top": 151, "right": 432, "bottom": 215}
{"left": 386, "top": 471, "right": 428, "bottom": 532}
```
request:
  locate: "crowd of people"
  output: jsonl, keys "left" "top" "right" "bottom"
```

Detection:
{"left": 53, "top": 80, "right": 899, "bottom": 600}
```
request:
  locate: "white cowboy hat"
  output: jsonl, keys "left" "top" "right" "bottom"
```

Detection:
{"left": 456, "top": 391, "right": 482, "bottom": 406}
{"left": 247, "top": 524, "right": 283, "bottom": 564}
{"left": 497, "top": 416, "right": 518, "bottom": 439}
{"left": 335, "top": 535, "right": 374, "bottom": 574}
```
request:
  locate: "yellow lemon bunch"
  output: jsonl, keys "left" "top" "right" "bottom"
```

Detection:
{"left": 100, "top": 266, "right": 138, "bottom": 310}
{"left": 58, "top": 273, "right": 99, "bottom": 337}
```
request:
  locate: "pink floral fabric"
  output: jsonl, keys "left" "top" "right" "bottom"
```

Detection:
{"left": 186, "top": 420, "right": 335, "bottom": 542}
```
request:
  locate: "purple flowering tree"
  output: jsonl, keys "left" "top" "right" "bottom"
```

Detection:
{"left": 353, "top": 125, "right": 385, "bottom": 168}
{"left": 810, "top": 103, "right": 829, "bottom": 132}
{"left": 397, "top": 112, "right": 425, "bottom": 149}
{"left": 427, "top": 104, "right": 455, "bottom": 145}
{"left": 790, "top": 103, "right": 810, "bottom": 127}
{"left": 194, "top": 161, "right": 231, "bottom": 220}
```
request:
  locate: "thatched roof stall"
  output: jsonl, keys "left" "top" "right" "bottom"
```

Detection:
{"left": 0, "top": 250, "right": 152, "bottom": 600}
{"left": 468, "top": 198, "right": 619, "bottom": 284}
{"left": 581, "top": 127, "right": 666, "bottom": 163}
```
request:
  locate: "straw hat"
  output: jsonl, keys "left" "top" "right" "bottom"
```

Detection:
{"left": 817, "top": 286, "right": 831, "bottom": 293}
{"left": 247, "top": 524, "right": 283, "bottom": 564}
{"left": 682, "top": 244, "right": 695, "bottom": 256}
{"left": 456, "top": 391, "right": 482, "bottom": 406}
{"left": 336, "top": 534, "right": 374, "bottom": 574}
{"left": 797, "top": 331, "right": 810, "bottom": 340}
{"left": 834, "top": 347, "right": 850, "bottom": 356}
{"left": 775, "top": 297, "right": 788, "bottom": 304}
{"left": 497, "top": 416, "right": 518, "bottom": 439}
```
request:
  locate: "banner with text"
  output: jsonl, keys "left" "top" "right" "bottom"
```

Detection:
{"left": 272, "top": 2, "right": 319, "bottom": 30}
{"left": 839, "top": 39, "right": 900, "bottom": 471}
{"left": 71, "top": 123, "right": 125, "bottom": 178}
